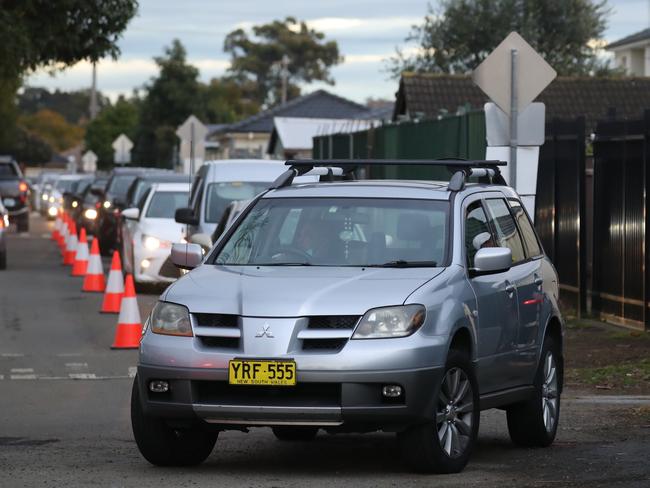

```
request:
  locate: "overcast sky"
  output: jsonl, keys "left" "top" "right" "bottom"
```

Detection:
{"left": 26, "top": 0, "right": 650, "bottom": 105}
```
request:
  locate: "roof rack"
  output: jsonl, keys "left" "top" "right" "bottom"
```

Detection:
{"left": 269, "top": 158, "right": 507, "bottom": 191}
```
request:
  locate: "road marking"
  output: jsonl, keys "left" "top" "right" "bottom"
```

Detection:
{"left": 10, "top": 374, "right": 37, "bottom": 380}
{"left": 128, "top": 367, "right": 137, "bottom": 378}
{"left": 1, "top": 353, "right": 24, "bottom": 357}
{"left": 56, "top": 353, "right": 83, "bottom": 357}
{"left": 65, "top": 362, "right": 88, "bottom": 368}
{"left": 11, "top": 368, "right": 33, "bottom": 373}
{"left": 0, "top": 375, "right": 4, "bottom": 380}
{"left": 571, "top": 395, "right": 650, "bottom": 405}
{"left": 69, "top": 373, "right": 97, "bottom": 380}
{"left": 41, "top": 233, "right": 50, "bottom": 239}
{"left": 18, "top": 233, "right": 29, "bottom": 238}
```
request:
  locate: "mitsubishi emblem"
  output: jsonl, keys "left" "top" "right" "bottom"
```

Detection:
{"left": 255, "top": 323, "right": 274, "bottom": 338}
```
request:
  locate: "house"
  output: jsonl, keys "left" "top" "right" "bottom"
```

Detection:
{"left": 267, "top": 117, "right": 380, "bottom": 160}
{"left": 394, "top": 72, "right": 650, "bottom": 135}
{"left": 207, "top": 89, "right": 379, "bottom": 160}
{"left": 607, "top": 28, "right": 650, "bottom": 76}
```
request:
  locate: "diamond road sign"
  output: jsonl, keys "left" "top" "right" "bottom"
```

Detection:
{"left": 472, "top": 32, "right": 556, "bottom": 115}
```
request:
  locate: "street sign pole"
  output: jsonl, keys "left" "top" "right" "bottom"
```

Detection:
{"left": 509, "top": 49, "right": 518, "bottom": 186}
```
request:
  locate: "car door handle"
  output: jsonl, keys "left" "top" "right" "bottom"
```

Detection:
{"left": 534, "top": 277, "right": 543, "bottom": 286}
{"left": 505, "top": 284, "right": 515, "bottom": 294}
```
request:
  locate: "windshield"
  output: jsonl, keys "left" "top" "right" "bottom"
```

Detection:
{"left": 214, "top": 197, "right": 448, "bottom": 267}
{"left": 145, "top": 191, "right": 189, "bottom": 219}
{"left": 107, "top": 175, "right": 137, "bottom": 198}
{"left": 205, "top": 182, "right": 270, "bottom": 223}
{"left": 0, "top": 164, "right": 18, "bottom": 178}
{"left": 55, "top": 179, "right": 77, "bottom": 193}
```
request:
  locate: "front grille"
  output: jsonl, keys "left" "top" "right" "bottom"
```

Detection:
{"left": 193, "top": 381, "right": 341, "bottom": 407}
{"left": 158, "top": 257, "right": 182, "bottom": 278}
{"left": 194, "top": 313, "right": 239, "bottom": 328}
{"left": 307, "top": 316, "right": 360, "bottom": 329}
{"left": 302, "top": 339, "right": 348, "bottom": 351}
{"left": 199, "top": 337, "right": 240, "bottom": 349}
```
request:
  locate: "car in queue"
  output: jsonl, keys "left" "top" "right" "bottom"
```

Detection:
{"left": 0, "top": 156, "right": 30, "bottom": 232}
{"left": 44, "top": 174, "right": 90, "bottom": 220}
{"left": 132, "top": 159, "right": 564, "bottom": 474}
{"left": 75, "top": 176, "right": 108, "bottom": 234}
{"left": 121, "top": 183, "right": 189, "bottom": 286}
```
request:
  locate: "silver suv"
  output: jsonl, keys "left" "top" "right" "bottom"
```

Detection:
{"left": 132, "top": 160, "right": 563, "bottom": 474}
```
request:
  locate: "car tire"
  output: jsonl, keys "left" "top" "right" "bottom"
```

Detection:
{"left": 131, "top": 377, "right": 217, "bottom": 466}
{"left": 272, "top": 426, "right": 319, "bottom": 441}
{"left": 506, "top": 336, "right": 562, "bottom": 448}
{"left": 17, "top": 215, "right": 29, "bottom": 232}
{"left": 398, "top": 349, "right": 480, "bottom": 474}
{"left": 0, "top": 250, "right": 6, "bottom": 270}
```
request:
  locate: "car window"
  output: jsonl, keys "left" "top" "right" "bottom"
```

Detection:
{"left": 108, "top": 175, "right": 137, "bottom": 198}
{"left": 0, "top": 164, "right": 18, "bottom": 178}
{"left": 215, "top": 198, "right": 448, "bottom": 267}
{"left": 145, "top": 191, "right": 189, "bottom": 219}
{"left": 465, "top": 200, "right": 495, "bottom": 268}
{"left": 204, "top": 182, "right": 270, "bottom": 223}
{"left": 484, "top": 198, "right": 526, "bottom": 263}
{"left": 508, "top": 199, "right": 542, "bottom": 258}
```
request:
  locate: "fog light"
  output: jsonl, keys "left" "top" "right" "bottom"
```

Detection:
{"left": 382, "top": 385, "right": 403, "bottom": 398}
{"left": 141, "top": 258, "right": 151, "bottom": 269}
{"left": 48, "top": 206, "right": 58, "bottom": 217}
{"left": 149, "top": 380, "right": 169, "bottom": 393}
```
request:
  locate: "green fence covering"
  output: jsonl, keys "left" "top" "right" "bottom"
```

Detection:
{"left": 312, "top": 111, "right": 486, "bottom": 180}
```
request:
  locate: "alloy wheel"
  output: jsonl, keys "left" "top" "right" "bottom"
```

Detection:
{"left": 436, "top": 367, "right": 474, "bottom": 458}
{"left": 542, "top": 351, "right": 559, "bottom": 433}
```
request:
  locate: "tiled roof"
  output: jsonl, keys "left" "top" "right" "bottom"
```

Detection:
{"left": 394, "top": 73, "right": 650, "bottom": 134}
{"left": 218, "top": 89, "right": 370, "bottom": 134}
{"left": 607, "top": 28, "right": 650, "bottom": 49}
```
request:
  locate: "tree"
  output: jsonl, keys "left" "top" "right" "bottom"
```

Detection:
{"left": 388, "top": 0, "right": 611, "bottom": 77}
{"left": 135, "top": 40, "right": 205, "bottom": 167}
{"left": 0, "top": 0, "right": 137, "bottom": 155}
{"left": 85, "top": 96, "right": 140, "bottom": 169}
{"left": 224, "top": 17, "right": 342, "bottom": 106}
{"left": 201, "top": 77, "right": 261, "bottom": 124}
{"left": 18, "top": 87, "right": 110, "bottom": 124}
{"left": 19, "top": 109, "right": 85, "bottom": 152}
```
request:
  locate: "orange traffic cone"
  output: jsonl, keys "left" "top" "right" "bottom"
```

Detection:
{"left": 111, "top": 274, "right": 142, "bottom": 349}
{"left": 83, "top": 237, "right": 105, "bottom": 292}
{"left": 52, "top": 213, "right": 61, "bottom": 242}
{"left": 71, "top": 228, "right": 89, "bottom": 276}
{"left": 59, "top": 215, "right": 69, "bottom": 253}
{"left": 101, "top": 251, "right": 124, "bottom": 313}
{"left": 63, "top": 221, "right": 78, "bottom": 266}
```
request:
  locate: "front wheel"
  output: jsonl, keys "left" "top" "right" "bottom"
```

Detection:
{"left": 506, "top": 336, "right": 562, "bottom": 447}
{"left": 131, "top": 377, "right": 217, "bottom": 466}
{"left": 398, "top": 349, "right": 480, "bottom": 474}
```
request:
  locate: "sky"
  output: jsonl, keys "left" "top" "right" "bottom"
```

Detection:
{"left": 26, "top": 0, "right": 650, "bottom": 105}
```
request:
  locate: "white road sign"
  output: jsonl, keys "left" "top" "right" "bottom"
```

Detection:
{"left": 112, "top": 134, "right": 133, "bottom": 164}
{"left": 472, "top": 32, "right": 556, "bottom": 115}
{"left": 176, "top": 115, "right": 208, "bottom": 174}
{"left": 81, "top": 150, "right": 98, "bottom": 173}
{"left": 485, "top": 102, "right": 545, "bottom": 146}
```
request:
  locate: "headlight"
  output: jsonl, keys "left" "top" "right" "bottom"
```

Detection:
{"left": 84, "top": 208, "right": 98, "bottom": 220}
{"left": 49, "top": 196, "right": 55, "bottom": 203}
{"left": 103, "top": 200, "right": 111, "bottom": 209}
{"left": 72, "top": 201, "right": 78, "bottom": 208}
{"left": 352, "top": 304, "right": 426, "bottom": 339}
{"left": 150, "top": 302, "right": 193, "bottom": 337}
{"left": 42, "top": 194, "right": 48, "bottom": 201}
{"left": 143, "top": 235, "right": 171, "bottom": 250}
{"left": 48, "top": 207, "right": 58, "bottom": 217}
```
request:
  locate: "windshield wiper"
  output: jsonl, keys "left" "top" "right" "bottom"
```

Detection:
{"left": 255, "top": 262, "right": 313, "bottom": 266}
{"left": 368, "top": 260, "right": 438, "bottom": 268}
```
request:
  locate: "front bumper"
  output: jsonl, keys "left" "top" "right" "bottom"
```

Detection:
{"left": 136, "top": 363, "right": 444, "bottom": 431}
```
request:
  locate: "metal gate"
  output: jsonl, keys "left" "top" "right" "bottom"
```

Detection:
{"left": 592, "top": 111, "right": 650, "bottom": 330}
{"left": 535, "top": 117, "right": 587, "bottom": 317}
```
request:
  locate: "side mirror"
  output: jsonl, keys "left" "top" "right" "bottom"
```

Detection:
{"left": 189, "top": 233, "right": 213, "bottom": 252}
{"left": 122, "top": 207, "right": 140, "bottom": 220}
{"left": 175, "top": 207, "right": 199, "bottom": 226}
{"left": 171, "top": 243, "right": 203, "bottom": 270}
{"left": 472, "top": 247, "right": 512, "bottom": 274}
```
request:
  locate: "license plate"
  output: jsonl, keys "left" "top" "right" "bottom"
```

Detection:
{"left": 228, "top": 359, "right": 296, "bottom": 386}
{"left": 3, "top": 198, "right": 15, "bottom": 207}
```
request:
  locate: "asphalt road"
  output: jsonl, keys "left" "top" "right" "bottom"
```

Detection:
{"left": 0, "top": 215, "right": 649, "bottom": 487}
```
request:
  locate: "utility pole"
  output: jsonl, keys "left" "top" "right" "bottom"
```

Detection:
{"left": 89, "top": 62, "right": 98, "bottom": 121}
{"left": 280, "top": 54, "right": 290, "bottom": 104}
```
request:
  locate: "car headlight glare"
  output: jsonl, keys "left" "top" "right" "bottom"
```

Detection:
{"left": 84, "top": 208, "right": 98, "bottom": 220}
{"left": 42, "top": 194, "right": 48, "bottom": 201}
{"left": 150, "top": 302, "right": 193, "bottom": 337}
{"left": 352, "top": 304, "right": 426, "bottom": 339}
{"left": 143, "top": 235, "right": 161, "bottom": 250}
{"left": 72, "top": 201, "right": 78, "bottom": 208}
{"left": 103, "top": 200, "right": 111, "bottom": 209}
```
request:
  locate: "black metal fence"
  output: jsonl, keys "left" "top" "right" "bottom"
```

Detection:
{"left": 592, "top": 111, "right": 650, "bottom": 330}
{"left": 535, "top": 117, "right": 587, "bottom": 317}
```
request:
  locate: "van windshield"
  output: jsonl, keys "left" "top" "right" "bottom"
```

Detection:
{"left": 204, "top": 182, "right": 270, "bottom": 223}
{"left": 214, "top": 197, "right": 448, "bottom": 267}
